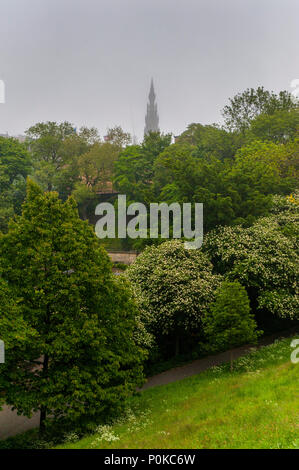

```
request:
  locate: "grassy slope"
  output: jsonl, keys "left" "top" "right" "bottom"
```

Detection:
{"left": 58, "top": 337, "right": 299, "bottom": 449}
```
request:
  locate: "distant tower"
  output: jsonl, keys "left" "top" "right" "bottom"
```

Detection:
{"left": 144, "top": 78, "right": 159, "bottom": 135}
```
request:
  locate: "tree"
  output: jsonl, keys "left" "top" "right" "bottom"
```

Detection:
{"left": 223, "top": 139, "right": 298, "bottom": 226}
{"left": 0, "top": 181, "right": 145, "bottom": 432}
{"left": 0, "top": 137, "right": 32, "bottom": 232}
{"left": 0, "top": 279, "right": 37, "bottom": 365}
{"left": 127, "top": 240, "right": 222, "bottom": 357}
{"left": 222, "top": 87, "right": 297, "bottom": 133}
{"left": 177, "top": 123, "right": 243, "bottom": 160}
{"left": 154, "top": 143, "right": 198, "bottom": 203}
{"left": 25, "top": 122, "right": 99, "bottom": 196}
{"left": 26, "top": 121, "right": 76, "bottom": 171}
{"left": 114, "top": 132, "right": 172, "bottom": 204}
{"left": 72, "top": 141, "right": 120, "bottom": 219}
{"left": 202, "top": 281, "right": 260, "bottom": 370}
{"left": 247, "top": 109, "right": 299, "bottom": 144}
{"left": 204, "top": 193, "right": 299, "bottom": 324}
{"left": 153, "top": 138, "right": 298, "bottom": 233}
{"left": 104, "top": 126, "right": 131, "bottom": 148}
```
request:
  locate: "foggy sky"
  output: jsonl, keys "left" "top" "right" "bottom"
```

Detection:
{"left": 0, "top": 0, "right": 298, "bottom": 140}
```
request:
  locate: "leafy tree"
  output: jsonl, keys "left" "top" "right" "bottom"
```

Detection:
{"left": 202, "top": 281, "right": 261, "bottom": 370}
{"left": 77, "top": 126, "right": 101, "bottom": 146}
{"left": 0, "top": 279, "right": 37, "bottom": 361}
{"left": 0, "top": 137, "right": 32, "bottom": 231}
{"left": 104, "top": 126, "right": 131, "bottom": 148}
{"left": 154, "top": 138, "right": 297, "bottom": 232}
{"left": 127, "top": 240, "right": 222, "bottom": 357}
{"left": 177, "top": 123, "right": 243, "bottom": 160}
{"left": 220, "top": 140, "right": 298, "bottom": 227}
{"left": 154, "top": 143, "right": 198, "bottom": 202}
{"left": 26, "top": 121, "right": 76, "bottom": 171}
{"left": 204, "top": 194, "right": 299, "bottom": 325}
{"left": 114, "top": 132, "right": 172, "bottom": 204}
{"left": 247, "top": 109, "right": 299, "bottom": 144}
{"left": 222, "top": 87, "right": 297, "bottom": 133}
{"left": 0, "top": 181, "right": 145, "bottom": 432}
{"left": 25, "top": 122, "right": 100, "bottom": 196}
{"left": 72, "top": 141, "right": 120, "bottom": 219}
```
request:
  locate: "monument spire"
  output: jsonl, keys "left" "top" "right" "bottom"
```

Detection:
{"left": 144, "top": 78, "right": 159, "bottom": 136}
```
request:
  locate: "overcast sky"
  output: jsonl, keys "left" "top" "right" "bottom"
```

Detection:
{"left": 0, "top": 0, "right": 298, "bottom": 140}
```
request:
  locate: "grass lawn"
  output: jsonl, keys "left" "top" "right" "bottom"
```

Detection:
{"left": 58, "top": 336, "right": 299, "bottom": 449}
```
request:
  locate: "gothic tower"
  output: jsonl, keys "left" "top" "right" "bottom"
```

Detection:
{"left": 144, "top": 78, "right": 159, "bottom": 136}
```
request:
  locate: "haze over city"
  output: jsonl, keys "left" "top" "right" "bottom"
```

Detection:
{"left": 0, "top": 0, "right": 299, "bottom": 140}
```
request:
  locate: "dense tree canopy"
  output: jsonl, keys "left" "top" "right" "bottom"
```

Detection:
{"left": 0, "top": 137, "right": 32, "bottom": 231}
{"left": 203, "top": 194, "right": 299, "bottom": 322}
{"left": 0, "top": 181, "right": 145, "bottom": 431}
{"left": 222, "top": 87, "right": 297, "bottom": 133}
{"left": 127, "top": 240, "right": 222, "bottom": 356}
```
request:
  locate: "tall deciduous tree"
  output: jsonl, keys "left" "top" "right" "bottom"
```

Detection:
{"left": 222, "top": 87, "right": 297, "bottom": 133}
{"left": 0, "top": 181, "right": 144, "bottom": 432}
{"left": 105, "top": 126, "right": 131, "bottom": 148}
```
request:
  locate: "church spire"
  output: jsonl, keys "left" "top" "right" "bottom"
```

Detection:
{"left": 144, "top": 78, "right": 159, "bottom": 136}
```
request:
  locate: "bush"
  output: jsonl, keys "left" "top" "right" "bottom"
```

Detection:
{"left": 202, "top": 281, "right": 261, "bottom": 369}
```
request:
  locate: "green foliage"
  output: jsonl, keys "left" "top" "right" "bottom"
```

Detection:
{"left": 222, "top": 86, "right": 297, "bottom": 132}
{"left": 177, "top": 123, "right": 243, "bottom": 160}
{"left": 127, "top": 240, "right": 222, "bottom": 357}
{"left": 72, "top": 141, "right": 120, "bottom": 218}
{"left": 114, "top": 132, "right": 172, "bottom": 203}
{"left": 57, "top": 337, "right": 299, "bottom": 450}
{"left": 247, "top": 108, "right": 299, "bottom": 144}
{"left": 0, "top": 180, "right": 145, "bottom": 431}
{"left": 25, "top": 122, "right": 101, "bottom": 197}
{"left": 153, "top": 137, "right": 298, "bottom": 232}
{"left": 26, "top": 121, "right": 76, "bottom": 169}
{"left": 104, "top": 126, "right": 131, "bottom": 148}
{"left": 202, "top": 281, "right": 261, "bottom": 361}
{"left": 204, "top": 194, "right": 299, "bottom": 321}
{"left": 0, "top": 137, "right": 32, "bottom": 232}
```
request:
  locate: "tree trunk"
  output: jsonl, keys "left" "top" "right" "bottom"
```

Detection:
{"left": 81, "top": 201, "right": 88, "bottom": 220}
{"left": 230, "top": 350, "right": 233, "bottom": 371}
{"left": 175, "top": 336, "right": 180, "bottom": 356}
{"left": 39, "top": 353, "right": 49, "bottom": 434}
{"left": 39, "top": 406, "right": 47, "bottom": 435}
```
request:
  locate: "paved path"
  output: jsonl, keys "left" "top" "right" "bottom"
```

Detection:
{"left": 141, "top": 328, "right": 298, "bottom": 390}
{"left": 0, "top": 406, "right": 39, "bottom": 440}
{"left": 1, "top": 328, "right": 298, "bottom": 439}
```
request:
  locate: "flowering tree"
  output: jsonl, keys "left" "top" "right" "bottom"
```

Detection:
{"left": 127, "top": 240, "right": 222, "bottom": 356}
{"left": 204, "top": 194, "right": 299, "bottom": 322}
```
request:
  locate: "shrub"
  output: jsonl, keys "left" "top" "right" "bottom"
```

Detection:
{"left": 202, "top": 281, "right": 261, "bottom": 370}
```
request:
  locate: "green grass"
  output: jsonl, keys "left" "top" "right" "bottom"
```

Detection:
{"left": 57, "top": 336, "right": 299, "bottom": 449}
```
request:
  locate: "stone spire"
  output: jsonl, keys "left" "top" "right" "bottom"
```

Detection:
{"left": 144, "top": 78, "right": 159, "bottom": 135}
